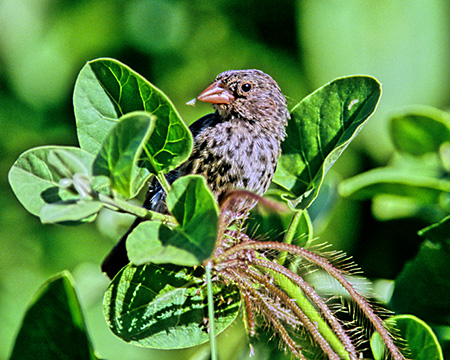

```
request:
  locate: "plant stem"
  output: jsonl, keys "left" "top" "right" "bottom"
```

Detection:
{"left": 98, "top": 193, "right": 174, "bottom": 224}
{"left": 246, "top": 267, "right": 340, "bottom": 359}
{"left": 206, "top": 261, "right": 218, "bottom": 360}
{"left": 296, "top": 247, "right": 404, "bottom": 360}
{"left": 142, "top": 145, "right": 172, "bottom": 194}
{"left": 223, "top": 268, "right": 304, "bottom": 359}
{"left": 222, "top": 241, "right": 404, "bottom": 360}
{"left": 156, "top": 172, "right": 172, "bottom": 194}
{"left": 251, "top": 258, "right": 355, "bottom": 360}
{"left": 278, "top": 209, "right": 303, "bottom": 265}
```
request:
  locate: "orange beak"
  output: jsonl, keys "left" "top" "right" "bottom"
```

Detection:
{"left": 197, "top": 81, "right": 234, "bottom": 105}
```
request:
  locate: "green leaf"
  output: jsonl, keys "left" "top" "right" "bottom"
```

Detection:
{"left": 370, "top": 315, "right": 443, "bottom": 360}
{"left": 73, "top": 58, "right": 193, "bottom": 173}
{"left": 391, "top": 240, "right": 450, "bottom": 326}
{"left": 127, "top": 175, "right": 219, "bottom": 266}
{"left": 40, "top": 200, "right": 103, "bottom": 224}
{"left": 9, "top": 271, "right": 98, "bottom": 360}
{"left": 93, "top": 111, "right": 155, "bottom": 198}
{"left": 273, "top": 75, "right": 381, "bottom": 210}
{"left": 8, "top": 146, "right": 95, "bottom": 216}
{"left": 390, "top": 106, "right": 450, "bottom": 156}
{"left": 47, "top": 148, "right": 92, "bottom": 178}
{"left": 103, "top": 263, "right": 240, "bottom": 349}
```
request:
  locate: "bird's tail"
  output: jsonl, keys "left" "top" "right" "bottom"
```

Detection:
{"left": 101, "top": 217, "right": 142, "bottom": 279}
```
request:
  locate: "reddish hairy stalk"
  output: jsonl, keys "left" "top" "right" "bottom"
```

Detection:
{"left": 219, "top": 241, "right": 404, "bottom": 360}
{"left": 245, "top": 266, "right": 342, "bottom": 360}
{"left": 222, "top": 268, "right": 305, "bottom": 359}
{"left": 242, "top": 290, "right": 256, "bottom": 337}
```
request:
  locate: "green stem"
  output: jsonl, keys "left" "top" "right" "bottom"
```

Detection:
{"left": 156, "top": 172, "right": 171, "bottom": 194}
{"left": 277, "top": 209, "right": 303, "bottom": 265}
{"left": 206, "top": 261, "right": 218, "bottom": 360}
{"left": 253, "top": 259, "right": 353, "bottom": 360}
{"left": 142, "top": 145, "right": 172, "bottom": 194}
{"left": 98, "top": 193, "right": 174, "bottom": 224}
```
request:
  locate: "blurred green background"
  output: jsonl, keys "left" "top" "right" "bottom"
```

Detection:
{"left": 2, "top": 0, "right": 450, "bottom": 359}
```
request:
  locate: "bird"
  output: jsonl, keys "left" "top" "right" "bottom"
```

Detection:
{"left": 101, "top": 69, "right": 290, "bottom": 279}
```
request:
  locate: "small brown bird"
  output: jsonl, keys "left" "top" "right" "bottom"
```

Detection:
{"left": 102, "top": 69, "right": 289, "bottom": 278}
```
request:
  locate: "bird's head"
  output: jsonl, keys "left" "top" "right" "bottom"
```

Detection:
{"left": 197, "top": 69, "right": 289, "bottom": 127}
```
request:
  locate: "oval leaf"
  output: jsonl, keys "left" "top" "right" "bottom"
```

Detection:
{"left": 390, "top": 106, "right": 450, "bottom": 156}
{"left": 74, "top": 58, "right": 193, "bottom": 173}
{"left": 93, "top": 111, "right": 155, "bottom": 198}
{"left": 127, "top": 175, "right": 219, "bottom": 266}
{"left": 103, "top": 263, "right": 240, "bottom": 349}
{"left": 8, "top": 146, "right": 95, "bottom": 216}
{"left": 273, "top": 75, "right": 381, "bottom": 210}
{"left": 127, "top": 221, "right": 201, "bottom": 266}
{"left": 370, "top": 315, "right": 443, "bottom": 360}
{"left": 40, "top": 201, "right": 103, "bottom": 224}
{"left": 10, "top": 271, "right": 97, "bottom": 360}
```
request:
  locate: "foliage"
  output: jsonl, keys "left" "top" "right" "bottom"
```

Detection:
{"left": 7, "top": 57, "right": 444, "bottom": 359}
{"left": 9, "top": 272, "right": 98, "bottom": 360}
{"left": 340, "top": 106, "right": 450, "bottom": 328}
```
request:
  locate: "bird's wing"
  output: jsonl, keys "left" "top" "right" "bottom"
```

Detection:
{"left": 188, "top": 113, "right": 217, "bottom": 137}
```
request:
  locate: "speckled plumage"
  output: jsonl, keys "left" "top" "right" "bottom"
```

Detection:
{"left": 102, "top": 69, "right": 289, "bottom": 278}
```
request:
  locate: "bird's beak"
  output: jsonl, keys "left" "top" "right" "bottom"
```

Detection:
{"left": 197, "top": 81, "right": 234, "bottom": 105}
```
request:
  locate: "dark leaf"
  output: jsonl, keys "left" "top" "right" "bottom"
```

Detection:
{"left": 103, "top": 263, "right": 240, "bottom": 349}
{"left": 9, "top": 271, "right": 98, "bottom": 360}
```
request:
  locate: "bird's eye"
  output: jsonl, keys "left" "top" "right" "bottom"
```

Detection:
{"left": 241, "top": 82, "right": 252, "bottom": 92}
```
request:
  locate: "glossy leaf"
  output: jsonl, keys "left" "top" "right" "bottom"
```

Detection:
{"left": 127, "top": 175, "right": 219, "bottom": 266}
{"left": 93, "top": 111, "right": 155, "bottom": 198}
{"left": 8, "top": 146, "right": 95, "bottom": 216}
{"left": 9, "top": 271, "right": 97, "bottom": 360}
{"left": 390, "top": 106, "right": 450, "bottom": 156}
{"left": 273, "top": 75, "right": 381, "bottom": 210}
{"left": 103, "top": 263, "right": 240, "bottom": 349}
{"left": 73, "top": 57, "right": 193, "bottom": 173}
{"left": 370, "top": 315, "right": 443, "bottom": 360}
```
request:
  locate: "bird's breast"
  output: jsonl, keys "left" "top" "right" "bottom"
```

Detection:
{"left": 186, "top": 120, "right": 282, "bottom": 201}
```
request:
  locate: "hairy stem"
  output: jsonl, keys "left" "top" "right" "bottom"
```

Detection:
{"left": 223, "top": 268, "right": 305, "bottom": 359}
{"left": 245, "top": 266, "right": 341, "bottom": 360}
{"left": 250, "top": 258, "right": 356, "bottom": 360}
{"left": 242, "top": 290, "right": 256, "bottom": 337}
{"left": 222, "top": 241, "right": 404, "bottom": 360}
{"left": 292, "top": 246, "right": 404, "bottom": 360}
